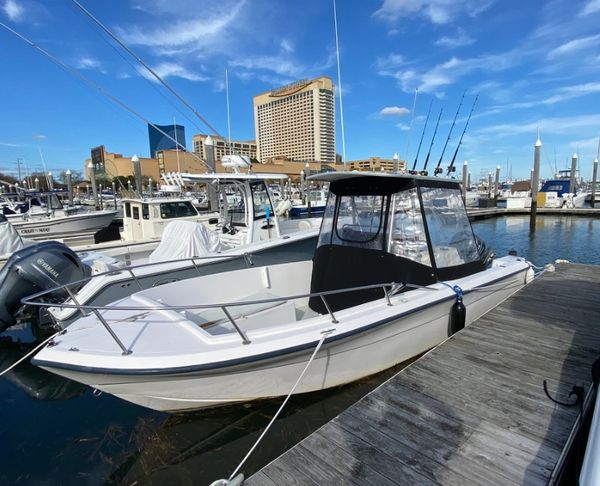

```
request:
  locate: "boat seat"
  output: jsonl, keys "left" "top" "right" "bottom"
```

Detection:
{"left": 182, "top": 290, "right": 287, "bottom": 330}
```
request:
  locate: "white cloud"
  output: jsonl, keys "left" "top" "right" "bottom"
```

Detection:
{"left": 119, "top": 0, "right": 245, "bottom": 52}
{"left": 138, "top": 63, "right": 209, "bottom": 82}
{"left": 280, "top": 39, "right": 294, "bottom": 53}
{"left": 434, "top": 28, "right": 475, "bottom": 48}
{"left": 380, "top": 106, "right": 410, "bottom": 116}
{"left": 2, "top": 0, "right": 24, "bottom": 21}
{"left": 32, "top": 134, "right": 47, "bottom": 140}
{"left": 77, "top": 57, "right": 101, "bottom": 70}
{"left": 373, "top": 0, "right": 494, "bottom": 24}
{"left": 396, "top": 123, "right": 411, "bottom": 130}
{"left": 579, "top": 0, "right": 600, "bottom": 16}
{"left": 0, "top": 141, "right": 21, "bottom": 147}
{"left": 477, "top": 114, "right": 600, "bottom": 138}
{"left": 547, "top": 33, "right": 600, "bottom": 59}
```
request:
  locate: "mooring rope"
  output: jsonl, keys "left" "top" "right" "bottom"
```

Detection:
{"left": 0, "top": 329, "right": 63, "bottom": 377}
{"left": 210, "top": 327, "right": 335, "bottom": 486}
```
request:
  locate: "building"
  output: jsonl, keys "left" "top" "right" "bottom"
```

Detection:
{"left": 345, "top": 157, "right": 407, "bottom": 173}
{"left": 148, "top": 123, "right": 186, "bottom": 158}
{"left": 84, "top": 148, "right": 205, "bottom": 182}
{"left": 192, "top": 134, "right": 257, "bottom": 163}
{"left": 253, "top": 77, "right": 335, "bottom": 164}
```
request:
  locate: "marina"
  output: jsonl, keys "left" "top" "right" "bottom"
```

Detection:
{"left": 246, "top": 261, "right": 600, "bottom": 485}
{"left": 1, "top": 0, "right": 600, "bottom": 484}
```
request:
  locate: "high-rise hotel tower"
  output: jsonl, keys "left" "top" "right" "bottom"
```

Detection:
{"left": 253, "top": 76, "right": 335, "bottom": 164}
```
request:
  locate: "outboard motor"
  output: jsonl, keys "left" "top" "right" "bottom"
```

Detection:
{"left": 0, "top": 242, "right": 91, "bottom": 332}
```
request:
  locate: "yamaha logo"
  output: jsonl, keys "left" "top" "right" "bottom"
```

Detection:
{"left": 36, "top": 258, "right": 59, "bottom": 279}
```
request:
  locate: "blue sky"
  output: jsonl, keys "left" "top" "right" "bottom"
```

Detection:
{"left": 1, "top": 0, "right": 599, "bottom": 181}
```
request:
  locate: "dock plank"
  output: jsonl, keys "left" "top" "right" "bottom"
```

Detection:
{"left": 246, "top": 263, "right": 600, "bottom": 485}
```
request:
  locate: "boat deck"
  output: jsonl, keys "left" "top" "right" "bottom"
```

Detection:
{"left": 245, "top": 262, "right": 600, "bottom": 485}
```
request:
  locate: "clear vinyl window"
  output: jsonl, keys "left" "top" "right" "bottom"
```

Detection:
{"left": 332, "top": 195, "right": 385, "bottom": 249}
{"left": 420, "top": 187, "right": 480, "bottom": 268}
{"left": 387, "top": 188, "right": 431, "bottom": 266}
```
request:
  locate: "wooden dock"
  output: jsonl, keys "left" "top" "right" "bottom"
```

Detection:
{"left": 467, "top": 207, "right": 600, "bottom": 220}
{"left": 245, "top": 263, "right": 600, "bottom": 485}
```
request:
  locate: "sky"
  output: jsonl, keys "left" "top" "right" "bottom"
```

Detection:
{"left": 0, "top": 0, "right": 599, "bottom": 182}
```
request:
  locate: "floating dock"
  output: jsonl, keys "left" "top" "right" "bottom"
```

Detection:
{"left": 467, "top": 207, "right": 600, "bottom": 220}
{"left": 246, "top": 262, "right": 600, "bottom": 485}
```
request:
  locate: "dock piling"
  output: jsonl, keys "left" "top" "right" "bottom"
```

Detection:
{"left": 530, "top": 135, "right": 542, "bottom": 233}
{"left": 592, "top": 158, "right": 598, "bottom": 209}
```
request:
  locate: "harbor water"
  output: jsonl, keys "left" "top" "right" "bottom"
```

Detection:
{"left": 1, "top": 214, "right": 600, "bottom": 485}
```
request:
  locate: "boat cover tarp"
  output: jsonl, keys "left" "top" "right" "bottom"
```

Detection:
{"left": 148, "top": 221, "right": 221, "bottom": 263}
{"left": 0, "top": 217, "right": 27, "bottom": 255}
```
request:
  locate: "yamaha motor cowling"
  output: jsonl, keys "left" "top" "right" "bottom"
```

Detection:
{"left": 0, "top": 242, "right": 91, "bottom": 331}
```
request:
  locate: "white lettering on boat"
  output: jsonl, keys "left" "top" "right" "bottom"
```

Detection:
{"left": 36, "top": 258, "right": 60, "bottom": 279}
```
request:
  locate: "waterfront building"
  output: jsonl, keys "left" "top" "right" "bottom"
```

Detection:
{"left": 192, "top": 134, "right": 257, "bottom": 162}
{"left": 84, "top": 148, "right": 203, "bottom": 181}
{"left": 148, "top": 123, "right": 186, "bottom": 158}
{"left": 253, "top": 77, "right": 335, "bottom": 164}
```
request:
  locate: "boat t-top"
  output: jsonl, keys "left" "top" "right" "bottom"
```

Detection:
{"left": 30, "top": 172, "right": 533, "bottom": 412}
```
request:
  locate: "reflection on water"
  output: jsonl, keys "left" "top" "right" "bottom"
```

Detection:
{"left": 473, "top": 215, "right": 600, "bottom": 266}
{"left": 1, "top": 215, "right": 600, "bottom": 484}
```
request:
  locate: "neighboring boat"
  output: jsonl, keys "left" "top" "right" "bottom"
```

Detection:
{"left": 496, "top": 180, "right": 532, "bottom": 209}
{"left": 31, "top": 172, "right": 532, "bottom": 412}
{"left": 3, "top": 193, "right": 117, "bottom": 240}
{"left": 539, "top": 170, "right": 587, "bottom": 208}
{"left": 289, "top": 188, "right": 328, "bottom": 217}
{"left": 0, "top": 171, "right": 320, "bottom": 330}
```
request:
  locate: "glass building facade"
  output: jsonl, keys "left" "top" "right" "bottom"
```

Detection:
{"left": 148, "top": 124, "right": 186, "bottom": 157}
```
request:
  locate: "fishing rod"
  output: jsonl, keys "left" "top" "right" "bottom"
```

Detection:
{"left": 434, "top": 91, "right": 465, "bottom": 175}
{"left": 0, "top": 21, "right": 212, "bottom": 172}
{"left": 421, "top": 108, "right": 443, "bottom": 174}
{"left": 70, "top": 0, "right": 227, "bottom": 144}
{"left": 447, "top": 94, "right": 478, "bottom": 175}
{"left": 411, "top": 99, "right": 432, "bottom": 172}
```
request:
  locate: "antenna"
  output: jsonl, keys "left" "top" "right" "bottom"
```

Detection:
{"left": 435, "top": 91, "right": 465, "bottom": 175}
{"left": 173, "top": 117, "right": 181, "bottom": 173}
{"left": 225, "top": 69, "right": 232, "bottom": 154}
{"left": 333, "top": 0, "right": 346, "bottom": 164}
{"left": 404, "top": 88, "right": 418, "bottom": 162}
{"left": 447, "top": 94, "right": 478, "bottom": 175}
{"left": 422, "top": 108, "right": 443, "bottom": 174}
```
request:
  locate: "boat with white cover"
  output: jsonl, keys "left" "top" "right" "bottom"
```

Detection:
{"left": 31, "top": 172, "right": 533, "bottom": 412}
{"left": 0, "top": 171, "right": 319, "bottom": 330}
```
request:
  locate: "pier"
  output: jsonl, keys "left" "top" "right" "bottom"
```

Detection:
{"left": 246, "top": 262, "right": 600, "bottom": 485}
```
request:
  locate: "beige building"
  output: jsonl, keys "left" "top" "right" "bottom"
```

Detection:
{"left": 85, "top": 148, "right": 206, "bottom": 181}
{"left": 192, "top": 134, "right": 257, "bottom": 163}
{"left": 345, "top": 157, "right": 407, "bottom": 173}
{"left": 253, "top": 77, "right": 335, "bottom": 164}
{"left": 232, "top": 157, "right": 335, "bottom": 181}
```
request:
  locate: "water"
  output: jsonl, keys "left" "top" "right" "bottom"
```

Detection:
{"left": 1, "top": 214, "right": 600, "bottom": 485}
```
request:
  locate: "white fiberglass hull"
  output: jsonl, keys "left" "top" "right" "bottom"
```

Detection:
{"left": 10, "top": 210, "right": 117, "bottom": 240}
{"left": 35, "top": 257, "right": 530, "bottom": 412}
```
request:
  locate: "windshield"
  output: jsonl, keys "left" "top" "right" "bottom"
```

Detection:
{"left": 159, "top": 201, "right": 197, "bottom": 219}
{"left": 420, "top": 187, "right": 480, "bottom": 268}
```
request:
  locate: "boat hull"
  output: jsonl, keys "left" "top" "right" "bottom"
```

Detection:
{"left": 39, "top": 264, "right": 529, "bottom": 412}
{"left": 11, "top": 211, "right": 117, "bottom": 240}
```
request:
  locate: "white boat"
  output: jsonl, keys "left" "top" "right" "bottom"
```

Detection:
{"left": 4, "top": 193, "right": 117, "bottom": 240}
{"left": 0, "top": 171, "right": 320, "bottom": 330}
{"left": 31, "top": 172, "right": 532, "bottom": 412}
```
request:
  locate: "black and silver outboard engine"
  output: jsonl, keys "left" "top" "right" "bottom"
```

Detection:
{"left": 0, "top": 242, "right": 91, "bottom": 332}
